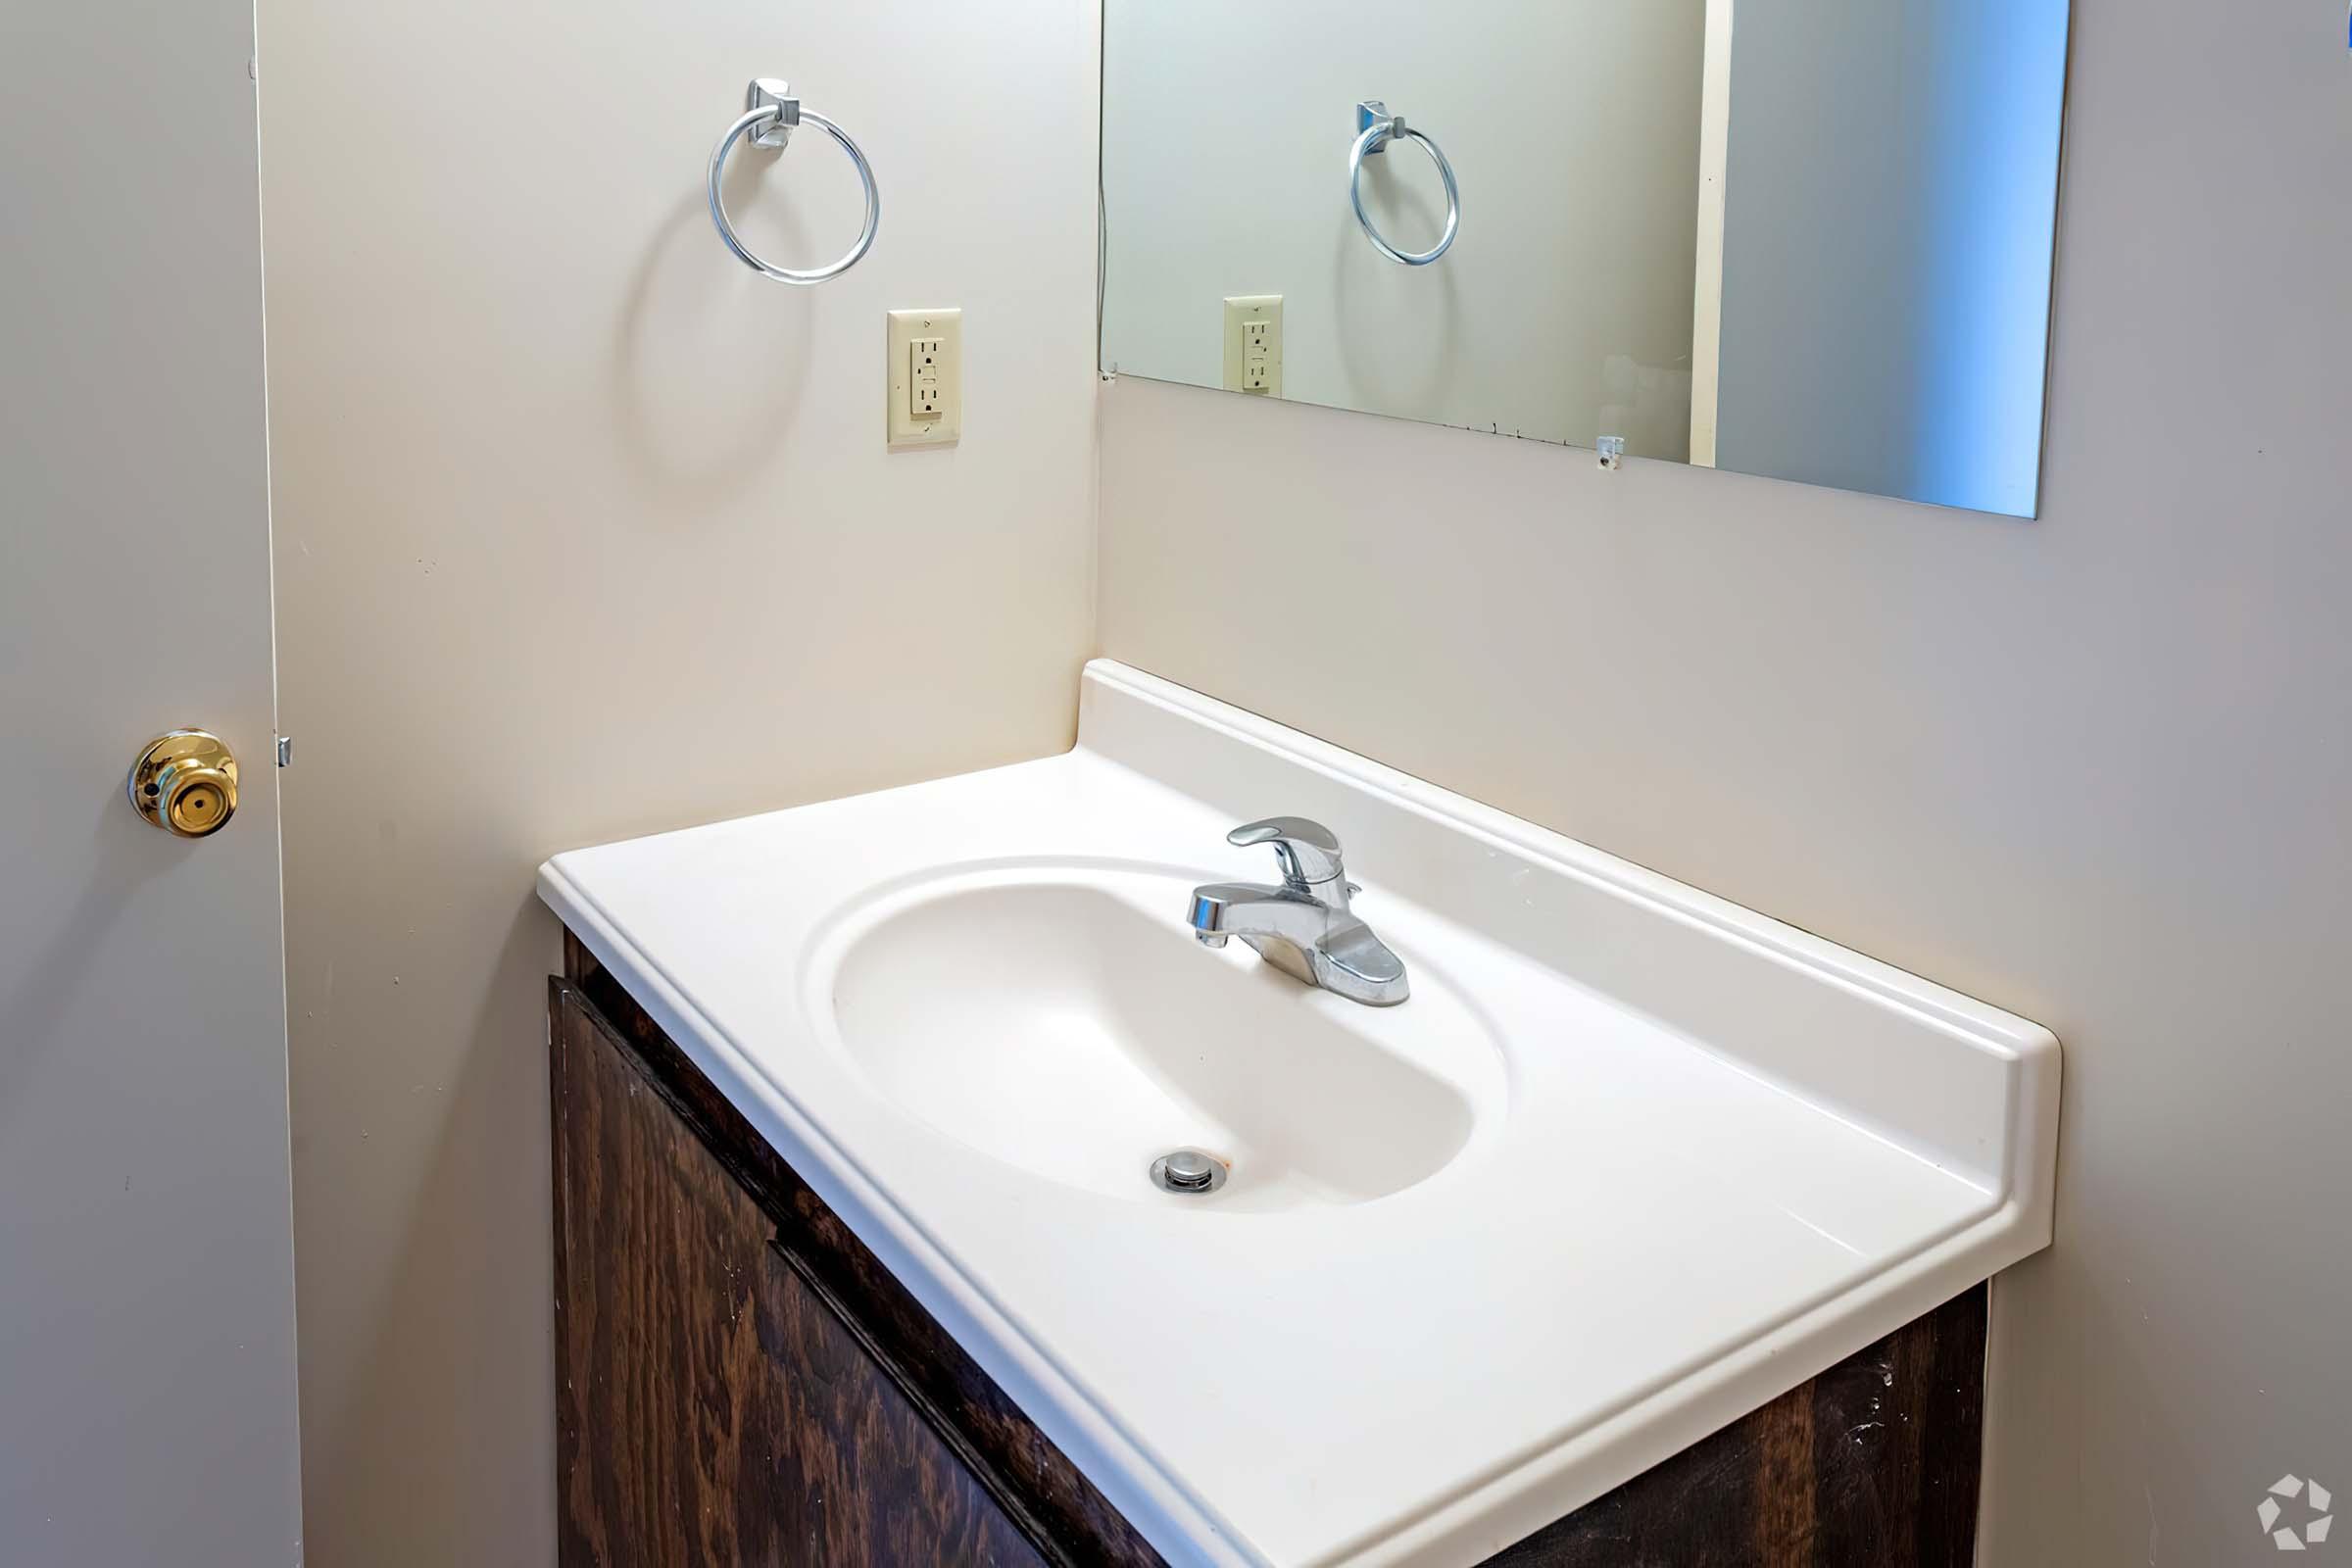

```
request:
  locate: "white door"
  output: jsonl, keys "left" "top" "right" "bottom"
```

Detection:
{"left": 1, "top": 2, "right": 303, "bottom": 1564}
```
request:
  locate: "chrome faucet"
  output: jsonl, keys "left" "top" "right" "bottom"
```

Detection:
{"left": 1188, "top": 817, "right": 1409, "bottom": 1006}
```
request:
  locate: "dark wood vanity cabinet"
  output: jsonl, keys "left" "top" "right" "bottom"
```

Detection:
{"left": 551, "top": 978, "right": 1045, "bottom": 1566}
{"left": 551, "top": 943, "right": 1162, "bottom": 1568}
{"left": 550, "top": 937, "right": 1987, "bottom": 1568}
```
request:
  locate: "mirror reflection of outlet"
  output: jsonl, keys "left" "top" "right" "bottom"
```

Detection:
{"left": 1241, "top": 322, "right": 1272, "bottom": 390}
{"left": 1222, "top": 295, "right": 1283, "bottom": 396}
{"left": 887, "top": 309, "right": 961, "bottom": 447}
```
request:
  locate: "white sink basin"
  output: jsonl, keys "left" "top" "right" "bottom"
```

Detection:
{"left": 817, "top": 866, "right": 1505, "bottom": 1211}
{"left": 540, "top": 660, "right": 2060, "bottom": 1568}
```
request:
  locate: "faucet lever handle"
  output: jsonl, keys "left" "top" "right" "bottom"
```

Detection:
{"left": 1228, "top": 816, "right": 1347, "bottom": 889}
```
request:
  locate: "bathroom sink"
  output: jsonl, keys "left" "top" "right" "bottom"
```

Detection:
{"left": 539, "top": 660, "right": 2059, "bottom": 1568}
{"left": 815, "top": 867, "right": 1504, "bottom": 1210}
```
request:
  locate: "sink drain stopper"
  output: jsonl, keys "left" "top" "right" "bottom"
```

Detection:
{"left": 1150, "top": 1149, "right": 1228, "bottom": 1195}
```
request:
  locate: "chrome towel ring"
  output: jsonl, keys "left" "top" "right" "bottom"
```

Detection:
{"left": 708, "top": 78, "right": 879, "bottom": 285}
{"left": 1348, "top": 100, "right": 1459, "bottom": 267}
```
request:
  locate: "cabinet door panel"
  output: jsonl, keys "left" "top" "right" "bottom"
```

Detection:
{"left": 551, "top": 982, "right": 1046, "bottom": 1568}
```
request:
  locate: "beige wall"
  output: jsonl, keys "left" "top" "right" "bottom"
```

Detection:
{"left": 258, "top": 2, "right": 1099, "bottom": 1560}
{"left": 259, "top": 0, "right": 2348, "bottom": 1558}
{"left": 1100, "top": 0, "right": 2351, "bottom": 1562}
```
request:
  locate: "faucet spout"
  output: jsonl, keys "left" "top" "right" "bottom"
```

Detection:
{"left": 1189, "top": 881, "right": 1321, "bottom": 940}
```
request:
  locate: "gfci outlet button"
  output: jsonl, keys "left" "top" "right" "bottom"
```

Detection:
{"left": 887, "top": 308, "right": 961, "bottom": 447}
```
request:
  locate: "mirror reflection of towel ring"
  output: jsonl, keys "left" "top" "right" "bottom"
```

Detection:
{"left": 708, "top": 78, "right": 880, "bottom": 286}
{"left": 1348, "top": 100, "right": 1459, "bottom": 267}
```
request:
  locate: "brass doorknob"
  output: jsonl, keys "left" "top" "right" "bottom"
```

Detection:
{"left": 127, "top": 730, "right": 240, "bottom": 838}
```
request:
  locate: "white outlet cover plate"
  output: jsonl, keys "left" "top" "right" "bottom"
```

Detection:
{"left": 1222, "top": 295, "right": 1282, "bottom": 396}
{"left": 887, "top": 308, "right": 961, "bottom": 447}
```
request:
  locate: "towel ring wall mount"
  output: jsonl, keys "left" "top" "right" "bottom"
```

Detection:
{"left": 708, "top": 78, "right": 879, "bottom": 285}
{"left": 1349, "top": 100, "right": 1459, "bottom": 267}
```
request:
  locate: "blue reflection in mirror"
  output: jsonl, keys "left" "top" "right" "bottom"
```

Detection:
{"left": 1712, "top": 0, "right": 2071, "bottom": 516}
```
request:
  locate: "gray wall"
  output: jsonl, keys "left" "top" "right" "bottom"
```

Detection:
{"left": 1098, "top": 0, "right": 2352, "bottom": 1559}
{"left": 1714, "top": 0, "right": 2068, "bottom": 515}
{"left": 2, "top": 1, "right": 302, "bottom": 1562}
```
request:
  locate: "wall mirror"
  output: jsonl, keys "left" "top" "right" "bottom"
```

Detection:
{"left": 1100, "top": 1, "right": 2072, "bottom": 518}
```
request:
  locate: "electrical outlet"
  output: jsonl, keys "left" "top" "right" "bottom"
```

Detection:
{"left": 887, "top": 309, "right": 961, "bottom": 447}
{"left": 1222, "top": 295, "right": 1283, "bottom": 396}
{"left": 1241, "top": 321, "right": 1272, "bottom": 390}
{"left": 910, "top": 337, "right": 943, "bottom": 418}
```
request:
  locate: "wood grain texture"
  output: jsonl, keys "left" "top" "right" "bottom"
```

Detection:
{"left": 557, "top": 929, "right": 1985, "bottom": 1568}
{"left": 551, "top": 980, "right": 1047, "bottom": 1567}
{"left": 562, "top": 934, "right": 1168, "bottom": 1568}
{"left": 1484, "top": 1287, "right": 1986, "bottom": 1567}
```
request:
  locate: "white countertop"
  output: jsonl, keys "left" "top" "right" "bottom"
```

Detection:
{"left": 539, "top": 661, "right": 2059, "bottom": 1566}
